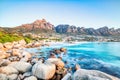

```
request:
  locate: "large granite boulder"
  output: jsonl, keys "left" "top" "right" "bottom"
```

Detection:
{"left": 32, "top": 62, "right": 55, "bottom": 79}
{"left": 73, "top": 69, "right": 120, "bottom": 80}
{"left": 0, "top": 66, "right": 18, "bottom": 75}
{"left": 24, "top": 76, "right": 37, "bottom": 80}
{"left": 9, "top": 61, "right": 32, "bottom": 73}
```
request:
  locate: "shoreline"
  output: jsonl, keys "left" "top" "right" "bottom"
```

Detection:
{"left": 0, "top": 40, "right": 120, "bottom": 80}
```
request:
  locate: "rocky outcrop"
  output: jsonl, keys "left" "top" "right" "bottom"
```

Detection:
{"left": 73, "top": 69, "right": 120, "bottom": 80}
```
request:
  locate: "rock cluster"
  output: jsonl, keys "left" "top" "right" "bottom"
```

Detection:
{"left": 0, "top": 40, "right": 120, "bottom": 80}
{"left": 0, "top": 40, "right": 67, "bottom": 80}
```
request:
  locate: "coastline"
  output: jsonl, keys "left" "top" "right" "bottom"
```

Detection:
{"left": 0, "top": 40, "right": 120, "bottom": 80}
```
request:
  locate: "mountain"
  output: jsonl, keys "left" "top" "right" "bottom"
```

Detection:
{"left": 15, "top": 19, "right": 55, "bottom": 33}
{"left": 0, "top": 19, "right": 120, "bottom": 36}
{"left": 0, "top": 19, "right": 55, "bottom": 34}
{"left": 55, "top": 25, "right": 120, "bottom": 36}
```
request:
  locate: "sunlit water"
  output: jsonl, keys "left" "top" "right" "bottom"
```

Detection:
{"left": 26, "top": 42, "right": 120, "bottom": 78}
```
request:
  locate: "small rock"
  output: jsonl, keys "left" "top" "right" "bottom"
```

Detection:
{"left": 12, "top": 49, "right": 22, "bottom": 58}
{"left": 21, "top": 51, "right": 32, "bottom": 60}
{"left": 18, "top": 74, "right": 24, "bottom": 80}
{"left": 62, "top": 73, "right": 71, "bottom": 80}
{"left": 23, "top": 72, "right": 32, "bottom": 78}
{"left": 0, "top": 59, "right": 11, "bottom": 66}
{"left": 0, "top": 50, "right": 10, "bottom": 59}
{"left": 24, "top": 76, "right": 37, "bottom": 80}
{"left": 60, "top": 48, "right": 67, "bottom": 52}
{"left": 3, "top": 42, "right": 13, "bottom": 49}
{"left": 0, "top": 43, "right": 3, "bottom": 49}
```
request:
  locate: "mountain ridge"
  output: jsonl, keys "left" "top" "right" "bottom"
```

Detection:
{"left": 0, "top": 19, "right": 120, "bottom": 36}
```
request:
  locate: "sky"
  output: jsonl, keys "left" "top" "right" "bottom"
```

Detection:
{"left": 0, "top": 0, "right": 120, "bottom": 28}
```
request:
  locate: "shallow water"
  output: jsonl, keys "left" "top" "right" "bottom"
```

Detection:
{"left": 26, "top": 42, "right": 120, "bottom": 78}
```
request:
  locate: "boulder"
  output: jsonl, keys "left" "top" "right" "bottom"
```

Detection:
{"left": 0, "top": 59, "right": 11, "bottom": 66}
{"left": 20, "top": 51, "right": 32, "bottom": 62}
{"left": 0, "top": 66, "right": 18, "bottom": 75}
{"left": 8, "top": 74, "right": 18, "bottom": 80}
{"left": 24, "top": 76, "right": 37, "bottom": 80}
{"left": 12, "top": 44, "right": 22, "bottom": 49}
{"left": 62, "top": 73, "right": 72, "bottom": 80}
{"left": 32, "top": 42, "right": 41, "bottom": 47}
{"left": 0, "top": 74, "right": 8, "bottom": 80}
{"left": 3, "top": 42, "right": 13, "bottom": 49}
{"left": 23, "top": 72, "right": 32, "bottom": 78}
{"left": 9, "top": 61, "right": 32, "bottom": 73}
{"left": 0, "top": 43, "right": 3, "bottom": 49}
{"left": 17, "top": 74, "right": 24, "bottom": 80}
{"left": 73, "top": 69, "right": 120, "bottom": 80}
{"left": 18, "top": 39, "right": 26, "bottom": 45}
{"left": 46, "top": 58, "right": 65, "bottom": 68}
{"left": 8, "top": 56, "right": 20, "bottom": 62}
{"left": 0, "top": 50, "right": 10, "bottom": 59}
{"left": 32, "top": 62, "right": 55, "bottom": 79}
{"left": 12, "top": 49, "right": 22, "bottom": 58}
{"left": 21, "top": 51, "right": 32, "bottom": 59}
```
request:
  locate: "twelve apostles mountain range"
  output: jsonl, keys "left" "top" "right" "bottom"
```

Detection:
{"left": 0, "top": 19, "right": 120, "bottom": 36}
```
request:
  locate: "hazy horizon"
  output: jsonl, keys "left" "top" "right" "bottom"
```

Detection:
{"left": 0, "top": 0, "right": 120, "bottom": 28}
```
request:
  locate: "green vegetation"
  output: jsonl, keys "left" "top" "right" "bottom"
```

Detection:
{"left": 0, "top": 31, "right": 32, "bottom": 43}
{"left": 24, "top": 37, "right": 31, "bottom": 44}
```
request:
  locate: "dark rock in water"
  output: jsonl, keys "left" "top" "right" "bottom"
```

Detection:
{"left": 60, "top": 48, "right": 67, "bottom": 52}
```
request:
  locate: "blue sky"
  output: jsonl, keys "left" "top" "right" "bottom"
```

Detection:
{"left": 0, "top": 0, "right": 120, "bottom": 28}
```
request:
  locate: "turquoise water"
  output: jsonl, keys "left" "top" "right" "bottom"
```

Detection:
{"left": 26, "top": 42, "right": 120, "bottom": 78}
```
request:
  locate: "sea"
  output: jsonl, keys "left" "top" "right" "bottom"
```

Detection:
{"left": 26, "top": 42, "right": 120, "bottom": 78}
